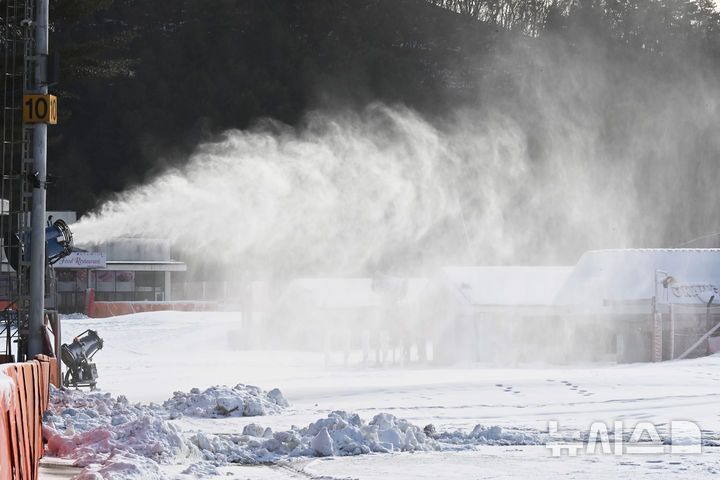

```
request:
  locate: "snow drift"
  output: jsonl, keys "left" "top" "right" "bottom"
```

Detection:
{"left": 44, "top": 385, "right": 545, "bottom": 478}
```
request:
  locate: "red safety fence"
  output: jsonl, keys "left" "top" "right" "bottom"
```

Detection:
{"left": 85, "top": 288, "right": 217, "bottom": 318}
{"left": 0, "top": 356, "right": 56, "bottom": 480}
{"left": 90, "top": 301, "right": 218, "bottom": 318}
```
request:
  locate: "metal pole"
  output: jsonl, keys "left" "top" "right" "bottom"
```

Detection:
{"left": 28, "top": 0, "right": 49, "bottom": 359}
{"left": 652, "top": 270, "right": 669, "bottom": 362}
{"left": 669, "top": 303, "right": 675, "bottom": 360}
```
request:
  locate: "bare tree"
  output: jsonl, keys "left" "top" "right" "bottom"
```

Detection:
{"left": 426, "top": 0, "right": 576, "bottom": 35}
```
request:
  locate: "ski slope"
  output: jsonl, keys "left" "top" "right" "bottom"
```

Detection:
{"left": 47, "top": 311, "right": 720, "bottom": 479}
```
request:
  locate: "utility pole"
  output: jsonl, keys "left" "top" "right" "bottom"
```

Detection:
{"left": 27, "top": 0, "right": 49, "bottom": 359}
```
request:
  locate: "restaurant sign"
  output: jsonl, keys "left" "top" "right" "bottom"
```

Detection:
{"left": 54, "top": 252, "right": 107, "bottom": 269}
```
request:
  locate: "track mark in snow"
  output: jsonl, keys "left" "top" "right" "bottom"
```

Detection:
{"left": 269, "top": 460, "right": 324, "bottom": 479}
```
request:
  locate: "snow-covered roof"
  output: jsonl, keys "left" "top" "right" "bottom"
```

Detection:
{"left": 278, "top": 277, "right": 429, "bottom": 309}
{"left": 554, "top": 249, "right": 720, "bottom": 306}
{"left": 438, "top": 266, "right": 573, "bottom": 306}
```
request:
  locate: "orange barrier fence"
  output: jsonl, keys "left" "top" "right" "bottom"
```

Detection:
{"left": 90, "top": 301, "right": 218, "bottom": 318}
{"left": 85, "top": 288, "right": 218, "bottom": 318}
{"left": 0, "top": 356, "right": 56, "bottom": 480}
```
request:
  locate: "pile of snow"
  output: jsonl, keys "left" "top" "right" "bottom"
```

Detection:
{"left": 163, "top": 384, "right": 288, "bottom": 419}
{"left": 60, "top": 312, "right": 90, "bottom": 320}
{"left": 188, "top": 410, "right": 439, "bottom": 465}
{"left": 44, "top": 386, "right": 547, "bottom": 478}
{"left": 43, "top": 386, "right": 196, "bottom": 468}
{"left": 435, "top": 424, "right": 544, "bottom": 446}
{"left": 73, "top": 452, "right": 165, "bottom": 480}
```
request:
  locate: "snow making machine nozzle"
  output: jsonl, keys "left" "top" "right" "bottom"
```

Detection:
{"left": 47, "top": 218, "right": 74, "bottom": 264}
{"left": 3, "top": 218, "right": 74, "bottom": 272}
{"left": 61, "top": 329, "right": 103, "bottom": 389}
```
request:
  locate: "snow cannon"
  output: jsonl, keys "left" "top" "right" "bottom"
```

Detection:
{"left": 41, "top": 218, "right": 74, "bottom": 263}
{"left": 3, "top": 218, "right": 74, "bottom": 272}
{"left": 61, "top": 329, "right": 103, "bottom": 389}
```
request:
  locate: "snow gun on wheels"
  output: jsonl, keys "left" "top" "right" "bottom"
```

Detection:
{"left": 61, "top": 329, "right": 103, "bottom": 389}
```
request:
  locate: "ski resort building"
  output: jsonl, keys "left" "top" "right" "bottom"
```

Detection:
{"left": 553, "top": 249, "right": 720, "bottom": 362}
{"left": 418, "top": 266, "right": 575, "bottom": 363}
{"left": 273, "top": 250, "right": 720, "bottom": 365}
{"left": 268, "top": 277, "right": 430, "bottom": 364}
{"left": 419, "top": 250, "right": 720, "bottom": 364}
{"left": 54, "top": 237, "right": 187, "bottom": 313}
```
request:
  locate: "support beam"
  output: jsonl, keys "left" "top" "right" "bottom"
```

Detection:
{"left": 164, "top": 271, "right": 171, "bottom": 301}
{"left": 677, "top": 311, "right": 720, "bottom": 360}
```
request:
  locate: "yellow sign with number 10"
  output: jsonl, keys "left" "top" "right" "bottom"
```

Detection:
{"left": 23, "top": 94, "right": 57, "bottom": 124}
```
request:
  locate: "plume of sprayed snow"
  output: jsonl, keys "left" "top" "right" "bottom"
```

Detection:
{"left": 69, "top": 8, "right": 720, "bottom": 277}
{"left": 71, "top": 103, "right": 640, "bottom": 274}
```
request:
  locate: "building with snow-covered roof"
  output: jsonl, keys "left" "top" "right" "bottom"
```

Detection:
{"left": 268, "top": 276, "right": 430, "bottom": 364}
{"left": 262, "top": 255, "right": 720, "bottom": 365}
{"left": 437, "top": 266, "right": 573, "bottom": 309}
{"left": 415, "top": 252, "right": 720, "bottom": 364}
{"left": 277, "top": 277, "right": 429, "bottom": 309}
{"left": 55, "top": 236, "right": 187, "bottom": 313}
{"left": 418, "top": 266, "right": 578, "bottom": 364}
{"left": 551, "top": 249, "right": 720, "bottom": 363}
{"left": 554, "top": 248, "right": 720, "bottom": 307}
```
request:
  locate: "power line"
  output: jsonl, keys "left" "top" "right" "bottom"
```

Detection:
{"left": 674, "top": 231, "right": 720, "bottom": 248}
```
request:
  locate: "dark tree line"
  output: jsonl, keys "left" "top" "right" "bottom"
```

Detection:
{"left": 45, "top": 0, "right": 495, "bottom": 212}
{"left": 428, "top": 0, "right": 720, "bottom": 47}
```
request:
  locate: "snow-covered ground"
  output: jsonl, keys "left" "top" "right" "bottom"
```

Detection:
{"left": 47, "top": 311, "right": 720, "bottom": 479}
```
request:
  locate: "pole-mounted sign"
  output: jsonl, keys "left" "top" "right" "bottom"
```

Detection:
{"left": 23, "top": 94, "right": 57, "bottom": 124}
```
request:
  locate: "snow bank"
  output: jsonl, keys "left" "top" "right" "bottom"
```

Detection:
{"left": 44, "top": 387, "right": 546, "bottom": 478}
{"left": 43, "top": 386, "right": 195, "bottom": 468}
{"left": 435, "top": 424, "right": 544, "bottom": 446}
{"left": 60, "top": 313, "right": 90, "bottom": 320}
{"left": 163, "top": 384, "right": 288, "bottom": 419}
{"left": 187, "top": 410, "right": 440, "bottom": 465}
{"left": 72, "top": 453, "right": 165, "bottom": 480}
